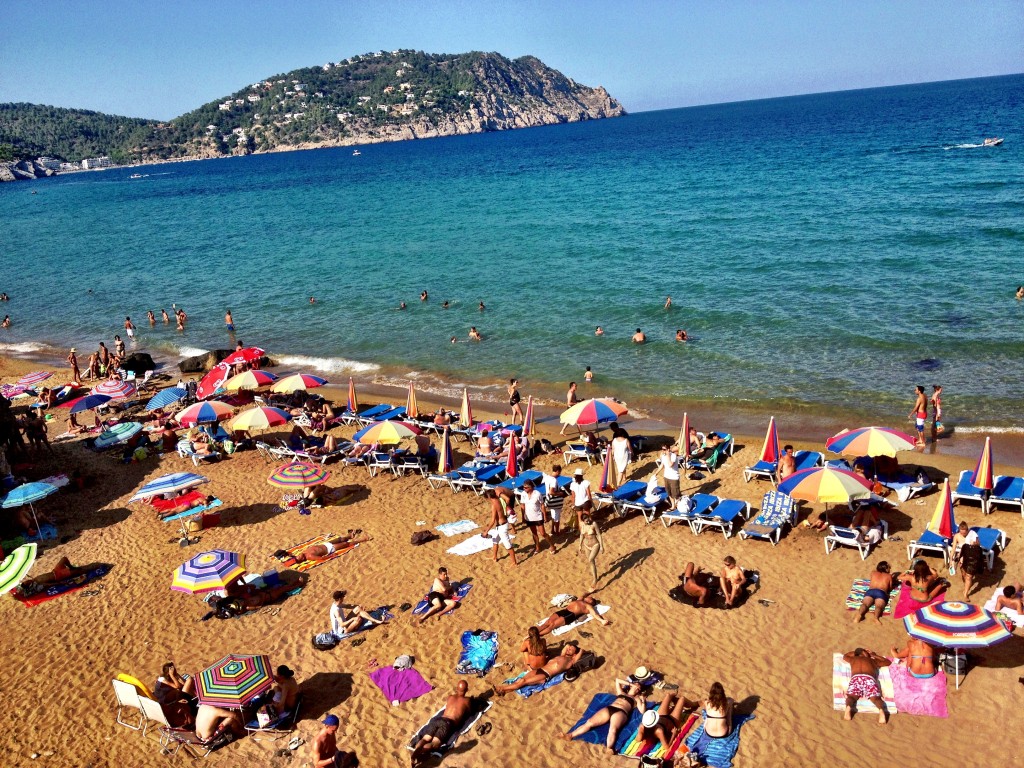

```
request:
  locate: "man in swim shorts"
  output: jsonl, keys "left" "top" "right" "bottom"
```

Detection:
{"left": 486, "top": 488, "right": 518, "bottom": 567}
{"left": 535, "top": 596, "right": 609, "bottom": 636}
{"left": 842, "top": 647, "right": 891, "bottom": 724}
{"left": 909, "top": 385, "right": 928, "bottom": 445}
{"left": 276, "top": 532, "right": 371, "bottom": 564}
{"left": 415, "top": 566, "right": 460, "bottom": 625}
{"left": 494, "top": 642, "right": 579, "bottom": 695}
{"left": 410, "top": 681, "right": 474, "bottom": 766}
{"left": 224, "top": 309, "right": 234, "bottom": 331}
{"left": 855, "top": 561, "right": 894, "bottom": 623}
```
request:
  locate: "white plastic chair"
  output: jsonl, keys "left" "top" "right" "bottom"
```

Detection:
{"left": 112, "top": 679, "right": 145, "bottom": 730}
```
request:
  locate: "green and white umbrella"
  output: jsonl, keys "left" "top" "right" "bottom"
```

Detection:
{"left": 0, "top": 543, "right": 38, "bottom": 595}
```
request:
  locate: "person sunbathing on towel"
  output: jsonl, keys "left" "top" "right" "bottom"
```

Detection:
{"left": 536, "top": 595, "right": 610, "bottom": 636}
{"left": 901, "top": 560, "right": 948, "bottom": 603}
{"left": 678, "top": 562, "right": 717, "bottom": 606}
{"left": 842, "top": 647, "right": 891, "bottom": 724}
{"left": 638, "top": 689, "right": 700, "bottom": 751}
{"left": 494, "top": 642, "right": 579, "bottom": 696}
{"left": 415, "top": 566, "right": 460, "bottom": 626}
{"left": 559, "top": 677, "right": 643, "bottom": 754}
{"left": 720, "top": 556, "right": 746, "bottom": 608}
{"left": 152, "top": 491, "right": 213, "bottom": 520}
{"left": 331, "top": 590, "right": 387, "bottom": 636}
{"left": 19, "top": 557, "right": 91, "bottom": 591}
{"left": 855, "top": 561, "right": 894, "bottom": 623}
{"left": 195, "top": 703, "right": 244, "bottom": 741}
{"left": 995, "top": 583, "right": 1024, "bottom": 613}
{"left": 890, "top": 637, "right": 938, "bottom": 679}
{"left": 280, "top": 533, "right": 372, "bottom": 564}
{"left": 410, "top": 681, "right": 475, "bottom": 767}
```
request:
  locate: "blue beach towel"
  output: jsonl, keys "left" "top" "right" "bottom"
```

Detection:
{"left": 160, "top": 498, "right": 223, "bottom": 523}
{"left": 413, "top": 582, "right": 472, "bottom": 616}
{"left": 504, "top": 670, "right": 566, "bottom": 699}
{"left": 26, "top": 523, "right": 59, "bottom": 543}
{"left": 685, "top": 713, "right": 754, "bottom": 768}
{"left": 436, "top": 519, "right": 478, "bottom": 537}
{"left": 333, "top": 607, "right": 393, "bottom": 641}
{"left": 569, "top": 693, "right": 642, "bottom": 752}
{"left": 456, "top": 630, "right": 499, "bottom": 675}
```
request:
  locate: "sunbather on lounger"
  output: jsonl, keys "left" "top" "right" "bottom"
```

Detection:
{"left": 639, "top": 690, "right": 700, "bottom": 750}
{"left": 195, "top": 703, "right": 244, "bottom": 741}
{"left": 536, "top": 596, "right": 610, "bottom": 636}
{"left": 559, "top": 677, "right": 643, "bottom": 754}
{"left": 842, "top": 648, "right": 891, "bottom": 724}
{"left": 281, "top": 533, "right": 371, "bottom": 564}
{"left": 494, "top": 642, "right": 580, "bottom": 696}
{"left": 410, "top": 681, "right": 475, "bottom": 767}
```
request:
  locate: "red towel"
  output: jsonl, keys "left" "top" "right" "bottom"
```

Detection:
{"left": 892, "top": 583, "right": 945, "bottom": 619}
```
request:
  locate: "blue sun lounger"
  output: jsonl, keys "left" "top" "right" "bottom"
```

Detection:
{"left": 951, "top": 469, "right": 988, "bottom": 515}
{"left": 906, "top": 528, "right": 951, "bottom": 565}
{"left": 593, "top": 480, "right": 646, "bottom": 513}
{"left": 619, "top": 487, "right": 668, "bottom": 523}
{"left": 952, "top": 526, "right": 1008, "bottom": 570}
{"left": 990, "top": 475, "right": 1024, "bottom": 517}
{"left": 738, "top": 491, "right": 796, "bottom": 545}
{"left": 692, "top": 498, "right": 750, "bottom": 538}
{"left": 346, "top": 403, "right": 391, "bottom": 425}
{"left": 449, "top": 463, "right": 505, "bottom": 493}
{"left": 661, "top": 492, "right": 719, "bottom": 530}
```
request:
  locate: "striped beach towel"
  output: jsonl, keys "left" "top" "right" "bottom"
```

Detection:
{"left": 685, "top": 713, "right": 754, "bottom": 768}
{"left": 831, "top": 653, "right": 897, "bottom": 714}
{"left": 844, "top": 579, "right": 897, "bottom": 615}
{"left": 503, "top": 669, "right": 565, "bottom": 698}
{"left": 617, "top": 707, "right": 698, "bottom": 760}
{"left": 279, "top": 534, "right": 359, "bottom": 572}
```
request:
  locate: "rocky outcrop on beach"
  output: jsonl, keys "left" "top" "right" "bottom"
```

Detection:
{"left": 0, "top": 159, "right": 56, "bottom": 183}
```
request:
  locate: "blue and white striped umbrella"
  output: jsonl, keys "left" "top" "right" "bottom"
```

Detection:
{"left": 130, "top": 472, "right": 210, "bottom": 503}
{"left": 2, "top": 482, "right": 59, "bottom": 508}
{"left": 95, "top": 421, "right": 143, "bottom": 449}
{"left": 146, "top": 387, "right": 188, "bottom": 412}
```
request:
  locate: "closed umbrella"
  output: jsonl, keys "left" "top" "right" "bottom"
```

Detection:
{"left": 267, "top": 462, "right": 329, "bottom": 488}
{"left": 971, "top": 437, "right": 994, "bottom": 492}
{"left": 599, "top": 441, "right": 612, "bottom": 491}
{"left": 270, "top": 373, "right": 327, "bottom": 394}
{"left": 522, "top": 396, "right": 535, "bottom": 437}
{"left": 0, "top": 543, "right": 37, "bottom": 595}
{"left": 347, "top": 377, "right": 359, "bottom": 413}
{"left": 904, "top": 601, "right": 1012, "bottom": 688}
{"left": 926, "top": 479, "right": 957, "bottom": 539}
{"left": 93, "top": 380, "right": 136, "bottom": 400}
{"left": 222, "top": 370, "right": 277, "bottom": 392}
{"left": 177, "top": 400, "right": 234, "bottom": 427}
{"left": 196, "top": 363, "right": 232, "bottom": 400}
{"left": 438, "top": 428, "right": 454, "bottom": 474}
{"left": 130, "top": 472, "right": 209, "bottom": 503}
{"left": 146, "top": 387, "right": 187, "bottom": 412}
{"left": 95, "top": 421, "right": 143, "bottom": 449}
{"left": 757, "top": 417, "right": 780, "bottom": 464}
{"left": 68, "top": 393, "right": 112, "bottom": 414}
{"left": 505, "top": 434, "right": 519, "bottom": 479}
{"left": 229, "top": 406, "right": 291, "bottom": 432}
{"left": 460, "top": 389, "right": 473, "bottom": 428}
{"left": 221, "top": 347, "right": 266, "bottom": 366}
{"left": 196, "top": 654, "right": 273, "bottom": 708}
{"left": 406, "top": 381, "right": 419, "bottom": 420}
{"left": 354, "top": 420, "right": 421, "bottom": 445}
{"left": 171, "top": 549, "right": 246, "bottom": 594}
{"left": 825, "top": 426, "right": 918, "bottom": 458}
{"left": 3, "top": 482, "right": 59, "bottom": 535}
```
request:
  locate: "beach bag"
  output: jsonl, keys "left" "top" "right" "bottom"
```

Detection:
{"left": 564, "top": 650, "right": 598, "bottom": 682}
{"left": 312, "top": 632, "right": 339, "bottom": 651}
{"left": 640, "top": 756, "right": 664, "bottom": 768}
{"left": 222, "top": 439, "right": 235, "bottom": 454}
{"left": 410, "top": 530, "right": 438, "bottom": 546}
{"left": 185, "top": 517, "right": 203, "bottom": 534}
{"left": 215, "top": 598, "right": 245, "bottom": 619}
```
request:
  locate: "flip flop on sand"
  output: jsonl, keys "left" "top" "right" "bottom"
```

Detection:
{"left": 351, "top": 637, "right": 366, "bottom": 647}
{"left": 476, "top": 722, "right": 492, "bottom": 737}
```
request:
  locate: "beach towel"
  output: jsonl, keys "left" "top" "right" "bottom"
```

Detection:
{"left": 570, "top": 693, "right": 642, "bottom": 753}
{"left": 23, "top": 524, "right": 59, "bottom": 544}
{"left": 277, "top": 534, "right": 359, "bottom": 572}
{"left": 160, "top": 498, "right": 223, "bottom": 523}
{"left": 541, "top": 603, "right": 611, "bottom": 636}
{"left": 445, "top": 530, "right": 517, "bottom": 556}
{"left": 503, "top": 669, "right": 565, "bottom": 698}
{"left": 616, "top": 705, "right": 698, "bottom": 760}
{"left": 831, "top": 653, "right": 897, "bottom": 714}
{"left": 844, "top": 579, "right": 897, "bottom": 615}
{"left": 892, "top": 582, "right": 945, "bottom": 619}
{"left": 413, "top": 582, "right": 472, "bottom": 616}
{"left": 370, "top": 666, "right": 433, "bottom": 705}
{"left": 983, "top": 587, "right": 1024, "bottom": 628}
{"left": 888, "top": 661, "right": 948, "bottom": 717}
{"left": 685, "top": 713, "right": 753, "bottom": 768}
{"left": 407, "top": 701, "right": 492, "bottom": 757}
{"left": 456, "top": 630, "right": 498, "bottom": 676}
{"left": 436, "top": 519, "right": 479, "bottom": 537}
{"left": 333, "top": 607, "right": 393, "bottom": 641}
{"left": 13, "top": 564, "right": 113, "bottom": 607}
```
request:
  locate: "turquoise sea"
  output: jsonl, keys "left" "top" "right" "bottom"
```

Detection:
{"left": 1, "top": 74, "right": 1022, "bottom": 430}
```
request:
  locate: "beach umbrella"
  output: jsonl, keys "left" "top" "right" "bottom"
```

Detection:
{"left": 95, "top": 421, "right": 143, "bottom": 449}
{"left": 130, "top": 472, "right": 209, "bottom": 503}
{"left": 777, "top": 466, "right": 873, "bottom": 504}
{"left": 0, "top": 384, "right": 28, "bottom": 399}
{"left": 195, "top": 653, "right": 273, "bottom": 709}
{"left": 559, "top": 398, "right": 628, "bottom": 428}
{"left": 825, "top": 426, "right": 918, "bottom": 458}
{"left": 970, "top": 436, "right": 994, "bottom": 492}
{"left": 145, "top": 386, "right": 187, "bottom": 411}
{"left": 270, "top": 373, "right": 328, "bottom": 394}
{"left": 92, "top": 380, "right": 137, "bottom": 400}
{"left": 904, "top": 601, "right": 1013, "bottom": 688}
{"left": 599, "top": 441, "right": 612, "bottom": 492}
{"left": 405, "top": 381, "right": 419, "bottom": 420}
{"left": 522, "top": 396, "right": 535, "bottom": 437}
{"left": 2, "top": 482, "right": 57, "bottom": 538}
{"left": 196, "top": 363, "right": 232, "bottom": 400}
{"left": 177, "top": 400, "right": 234, "bottom": 427}
{"left": 221, "top": 346, "right": 266, "bottom": 366}
{"left": 68, "top": 393, "right": 112, "bottom": 414}
{"left": 347, "top": 377, "right": 359, "bottom": 413}
{"left": 267, "top": 462, "right": 329, "bottom": 489}
{"left": 171, "top": 549, "right": 247, "bottom": 594}
{"left": 460, "top": 389, "right": 473, "bottom": 428}
{"left": 222, "top": 370, "right": 278, "bottom": 393}
{"left": 925, "top": 479, "right": 957, "bottom": 539}
{"left": 438, "top": 428, "right": 454, "bottom": 474}
{"left": 353, "top": 420, "right": 421, "bottom": 445}
{"left": 0, "top": 543, "right": 37, "bottom": 596}
{"left": 229, "top": 406, "right": 291, "bottom": 432}
{"left": 757, "top": 417, "right": 780, "bottom": 464}
{"left": 17, "top": 371, "right": 52, "bottom": 387}
{"left": 505, "top": 434, "right": 519, "bottom": 479}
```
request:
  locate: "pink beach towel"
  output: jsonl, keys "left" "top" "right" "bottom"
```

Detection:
{"left": 369, "top": 666, "right": 434, "bottom": 705}
{"left": 888, "top": 661, "right": 948, "bottom": 718}
{"left": 892, "top": 583, "right": 945, "bottom": 619}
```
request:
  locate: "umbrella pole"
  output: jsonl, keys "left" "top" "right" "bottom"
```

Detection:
{"left": 28, "top": 502, "right": 42, "bottom": 538}
{"left": 956, "top": 648, "right": 961, "bottom": 690}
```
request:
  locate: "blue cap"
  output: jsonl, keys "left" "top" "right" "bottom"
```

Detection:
{"left": 322, "top": 714, "right": 340, "bottom": 727}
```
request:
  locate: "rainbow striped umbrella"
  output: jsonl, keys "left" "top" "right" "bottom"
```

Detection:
{"left": 195, "top": 653, "right": 273, "bottom": 708}
{"left": 971, "top": 436, "right": 994, "bottom": 491}
{"left": 560, "top": 398, "right": 627, "bottom": 428}
{"left": 354, "top": 420, "right": 421, "bottom": 445}
{"left": 826, "top": 426, "right": 918, "bottom": 458}
{"left": 229, "top": 406, "right": 291, "bottom": 432}
{"left": 522, "top": 396, "right": 535, "bottom": 437}
{"left": 222, "top": 346, "right": 266, "bottom": 365}
{"left": 196, "top": 363, "right": 232, "bottom": 400}
{"left": 599, "top": 441, "right": 612, "bottom": 491}
{"left": 777, "top": 466, "right": 873, "bottom": 504}
{"left": 0, "top": 543, "right": 37, "bottom": 596}
{"left": 505, "top": 434, "right": 519, "bottom": 479}
{"left": 926, "top": 479, "right": 956, "bottom": 539}
{"left": 406, "top": 381, "right": 420, "bottom": 420}
{"left": 93, "top": 380, "right": 136, "bottom": 400}
{"left": 177, "top": 400, "right": 234, "bottom": 426}
{"left": 171, "top": 549, "right": 246, "bottom": 594}
{"left": 904, "top": 601, "right": 1012, "bottom": 688}
{"left": 438, "top": 428, "right": 454, "bottom": 474}
{"left": 270, "top": 373, "right": 328, "bottom": 394}
{"left": 222, "top": 369, "right": 278, "bottom": 392}
{"left": 17, "top": 371, "right": 52, "bottom": 387}
{"left": 758, "top": 417, "right": 780, "bottom": 464}
{"left": 347, "top": 377, "right": 359, "bottom": 413}
{"left": 267, "top": 462, "right": 329, "bottom": 488}
{"left": 460, "top": 389, "right": 473, "bottom": 428}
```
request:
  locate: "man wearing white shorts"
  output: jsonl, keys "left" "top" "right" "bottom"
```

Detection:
{"left": 486, "top": 488, "right": 517, "bottom": 567}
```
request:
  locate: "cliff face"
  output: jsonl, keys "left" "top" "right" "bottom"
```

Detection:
{"left": 0, "top": 159, "right": 56, "bottom": 182}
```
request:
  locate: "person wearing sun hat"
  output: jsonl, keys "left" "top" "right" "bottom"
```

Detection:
{"left": 638, "top": 688, "right": 700, "bottom": 751}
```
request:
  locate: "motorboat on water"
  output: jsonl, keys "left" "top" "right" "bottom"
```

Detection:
{"left": 352, "top": 149, "right": 362, "bottom": 156}
{"left": 982, "top": 137, "right": 1004, "bottom": 147}
{"left": 129, "top": 173, "right": 143, "bottom": 179}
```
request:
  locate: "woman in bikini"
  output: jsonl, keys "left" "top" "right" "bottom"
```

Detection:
{"left": 520, "top": 626, "right": 548, "bottom": 672}
{"left": 560, "top": 678, "right": 643, "bottom": 754}
{"left": 901, "top": 560, "right": 948, "bottom": 603}
{"left": 639, "top": 689, "right": 700, "bottom": 751}
{"left": 891, "top": 637, "right": 938, "bottom": 678}
{"left": 275, "top": 532, "right": 371, "bottom": 564}
{"left": 507, "top": 379, "right": 523, "bottom": 425}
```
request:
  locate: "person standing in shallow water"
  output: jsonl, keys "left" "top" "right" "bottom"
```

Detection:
{"left": 909, "top": 385, "right": 927, "bottom": 446}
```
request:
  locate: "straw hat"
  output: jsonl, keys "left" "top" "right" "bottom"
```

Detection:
{"left": 642, "top": 709, "right": 659, "bottom": 728}
{"left": 632, "top": 666, "right": 654, "bottom": 684}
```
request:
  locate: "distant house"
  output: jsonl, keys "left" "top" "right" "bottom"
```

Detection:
{"left": 337, "top": 112, "right": 352, "bottom": 121}
{"left": 383, "top": 86, "right": 395, "bottom": 94}
{"left": 59, "top": 162, "right": 78, "bottom": 172}
{"left": 37, "top": 157, "right": 62, "bottom": 171}
{"left": 399, "top": 82, "right": 412, "bottom": 91}
{"left": 323, "top": 64, "right": 332, "bottom": 71}
{"left": 81, "top": 156, "right": 112, "bottom": 169}
{"left": 247, "top": 94, "right": 261, "bottom": 102}
{"left": 205, "top": 124, "right": 217, "bottom": 134}
{"left": 219, "top": 102, "right": 233, "bottom": 111}
{"left": 457, "top": 90, "right": 470, "bottom": 97}
{"left": 234, "top": 99, "right": 245, "bottom": 105}
{"left": 358, "top": 96, "right": 371, "bottom": 103}
{"left": 377, "top": 104, "right": 389, "bottom": 112}
{"left": 294, "top": 83, "right": 306, "bottom": 91}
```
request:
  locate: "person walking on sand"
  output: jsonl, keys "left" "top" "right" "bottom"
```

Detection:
{"left": 577, "top": 512, "right": 604, "bottom": 589}
{"left": 842, "top": 648, "right": 891, "bottom": 724}
{"left": 909, "top": 385, "right": 928, "bottom": 446}
{"left": 66, "top": 348, "right": 81, "bottom": 382}
{"left": 485, "top": 488, "right": 518, "bottom": 567}
{"left": 124, "top": 316, "right": 136, "bottom": 340}
{"left": 225, "top": 309, "right": 234, "bottom": 332}
{"left": 507, "top": 378, "right": 523, "bottom": 424}
{"left": 559, "top": 381, "right": 579, "bottom": 435}
{"left": 855, "top": 562, "right": 894, "bottom": 623}
{"left": 522, "top": 480, "right": 557, "bottom": 555}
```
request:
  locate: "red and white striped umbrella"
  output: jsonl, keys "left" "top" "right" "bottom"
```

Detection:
{"left": 17, "top": 371, "right": 53, "bottom": 387}
{"left": 92, "top": 380, "right": 137, "bottom": 400}
{"left": 196, "top": 363, "right": 232, "bottom": 400}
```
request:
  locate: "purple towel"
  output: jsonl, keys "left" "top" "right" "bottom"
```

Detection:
{"left": 370, "top": 666, "right": 434, "bottom": 704}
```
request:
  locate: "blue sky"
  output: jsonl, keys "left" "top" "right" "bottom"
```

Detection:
{"left": 3, "top": 0, "right": 1021, "bottom": 119}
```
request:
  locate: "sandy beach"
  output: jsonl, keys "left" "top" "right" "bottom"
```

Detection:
{"left": 1, "top": 353, "right": 1022, "bottom": 768}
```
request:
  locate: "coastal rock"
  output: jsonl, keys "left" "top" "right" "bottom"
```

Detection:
{"left": 178, "top": 352, "right": 221, "bottom": 373}
{"left": 0, "top": 160, "right": 55, "bottom": 183}
{"left": 121, "top": 352, "right": 156, "bottom": 374}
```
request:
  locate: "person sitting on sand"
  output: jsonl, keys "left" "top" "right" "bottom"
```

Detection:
{"left": 494, "top": 642, "right": 580, "bottom": 696}
{"left": 891, "top": 637, "right": 938, "bottom": 679}
{"left": 842, "top": 648, "right": 891, "bottom": 724}
{"left": 331, "top": 590, "right": 387, "bottom": 637}
{"left": 415, "top": 566, "right": 461, "bottom": 626}
{"left": 536, "top": 595, "right": 609, "bottom": 637}
{"left": 520, "top": 626, "right": 549, "bottom": 672}
{"left": 778, "top": 445, "right": 797, "bottom": 481}
{"left": 639, "top": 689, "right": 700, "bottom": 751}
{"left": 677, "top": 562, "right": 717, "bottom": 606}
{"left": 410, "top": 681, "right": 475, "bottom": 767}
{"left": 855, "top": 562, "right": 894, "bottom": 623}
{"left": 312, "top": 713, "right": 357, "bottom": 768}
{"left": 195, "top": 703, "right": 244, "bottom": 742}
{"left": 559, "top": 677, "right": 643, "bottom": 754}
{"left": 219, "top": 574, "right": 308, "bottom": 614}
{"left": 901, "top": 560, "right": 948, "bottom": 603}
{"left": 276, "top": 532, "right": 371, "bottom": 564}
{"left": 995, "top": 584, "right": 1024, "bottom": 613}
{"left": 720, "top": 556, "right": 747, "bottom": 608}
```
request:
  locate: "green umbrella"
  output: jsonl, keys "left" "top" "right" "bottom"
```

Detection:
{"left": 0, "top": 543, "right": 38, "bottom": 595}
